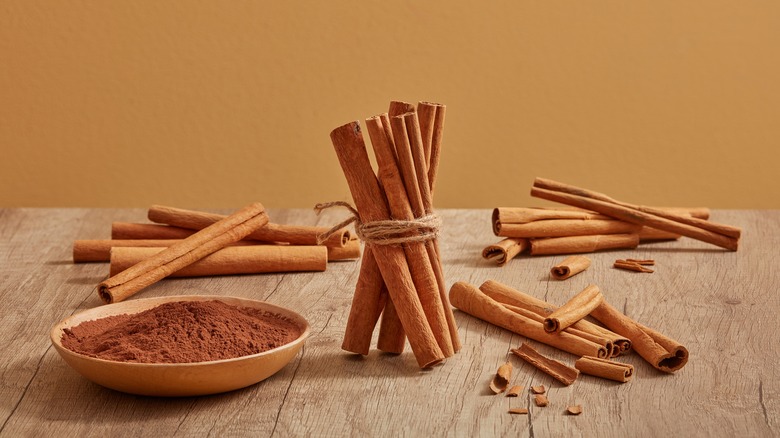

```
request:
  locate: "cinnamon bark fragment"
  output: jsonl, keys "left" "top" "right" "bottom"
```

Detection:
{"left": 550, "top": 255, "right": 591, "bottom": 280}
{"left": 489, "top": 362, "right": 513, "bottom": 394}
{"left": 614, "top": 260, "right": 654, "bottom": 273}
{"left": 530, "top": 385, "right": 546, "bottom": 394}
{"left": 567, "top": 405, "right": 583, "bottom": 415}
{"left": 508, "top": 408, "right": 529, "bottom": 415}
{"left": 506, "top": 385, "right": 523, "bottom": 397}
{"left": 534, "top": 394, "right": 549, "bottom": 407}
{"left": 511, "top": 343, "right": 580, "bottom": 386}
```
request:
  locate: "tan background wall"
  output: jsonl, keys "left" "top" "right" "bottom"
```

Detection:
{"left": 2, "top": 2, "right": 778, "bottom": 209}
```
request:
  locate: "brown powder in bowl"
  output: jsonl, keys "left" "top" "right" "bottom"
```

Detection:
{"left": 61, "top": 300, "right": 302, "bottom": 364}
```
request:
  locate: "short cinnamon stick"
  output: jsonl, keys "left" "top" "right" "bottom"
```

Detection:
{"left": 574, "top": 356, "right": 634, "bottom": 383}
{"left": 511, "top": 343, "right": 579, "bottom": 386}
{"left": 543, "top": 285, "right": 604, "bottom": 334}
{"left": 550, "top": 255, "right": 591, "bottom": 280}
{"left": 109, "top": 245, "right": 327, "bottom": 277}
{"left": 482, "top": 238, "right": 529, "bottom": 266}
{"left": 97, "top": 202, "right": 269, "bottom": 304}
{"left": 449, "top": 282, "right": 607, "bottom": 358}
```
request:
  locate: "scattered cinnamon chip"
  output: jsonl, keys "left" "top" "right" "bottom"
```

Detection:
{"left": 530, "top": 385, "right": 546, "bottom": 394}
{"left": 614, "top": 260, "right": 654, "bottom": 273}
{"left": 489, "top": 362, "right": 513, "bottom": 394}
{"left": 508, "top": 408, "right": 529, "bottom": 415}
{"left": 506, "top": 385, "right": 523, "bottom": 397}
{"left": 534, "top": 394, "right": 549, "bottom": 407}
{"left": 626, "top": 258, "right": 655, "bottom": 266}
{"left": 567, "top": 405, "right": 583, "bottom": 415}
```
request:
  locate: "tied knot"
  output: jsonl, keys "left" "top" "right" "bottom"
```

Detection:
{"left": 314, "top": 201, "right": 441, "bottom": 246}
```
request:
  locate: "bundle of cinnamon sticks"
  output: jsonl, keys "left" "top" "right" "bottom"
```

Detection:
{"left": 483, "top": 177, "right": 742, "bottom": 265}
{"left": 73, "top": 204, "right": 359, "bottom": 303}
{"left": 328, "top": 100, "right": 460, "bottom": 368}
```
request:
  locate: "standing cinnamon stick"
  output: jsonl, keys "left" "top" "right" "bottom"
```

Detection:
{"left": 543, "top": 285, "right": 604, "bottom": 333}
{"left": 341, "top": 247, "right": 388, "bottom": 355}
{"left": 97, "top": 203, "right": 269, "bottom": 304}
{"left": 330, "top": 121, "right": 444, "bottom": 368}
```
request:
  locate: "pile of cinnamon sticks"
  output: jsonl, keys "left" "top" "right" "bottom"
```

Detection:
{"left": 450, "top": 279, "right": 687, "bottom": 381}
{"left": 73, "top": 204, "right": 359, "bottom": 303}
{"left": 329, "top": 100, "right": 460, "bottom": 368}
{"left": 484, "top": 177, "right": 742, "bottom": 265}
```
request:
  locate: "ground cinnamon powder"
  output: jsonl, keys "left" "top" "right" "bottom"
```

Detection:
{"left": 61, "top": 300, "right": 302, "bottom": 363}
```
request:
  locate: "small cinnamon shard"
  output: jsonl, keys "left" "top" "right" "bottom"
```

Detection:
{"left": 550, "top": 255, "right": 591, "bottom": 280}
{"left": 506, "top": 385, "right": 523, "bottom": 397}
{"left": 626, "top": 258, "right": 655, "bottom": 266}
{"left": 530, "top": 385, "right": 546, "bottom": 394}
{"left": 511, "top": 343, "right": 580, "bottom": 386}
{"left": 567, "top": 405, "right": 583, "bottom": 415}
{"left": 614, "top": 260, "right": 654, "bottom": 273}
{"left": 489, "top": 362, "right": 513, "bottom": 394}
{"left": 508, "top": 408, "right": 529, "bottom": 415}
{"left": 534, "top": 394, "right": 549, "bottom": 407}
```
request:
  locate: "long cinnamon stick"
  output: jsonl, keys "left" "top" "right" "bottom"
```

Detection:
{"left": 590, "top": 300, "right": 688, "bottom": 373}
{"left": 543, "top": 285, "right": 604, "bottom": 333}
{"left": 110, "top": 245, "right": 327, "bottom": 277}
{"left": 97, "top": 203, "right": 269, "bottom": 304}
{"left": 341, "top": 246, "right": 388, "bottom": 355}
{"left": 330, "top": 121, "right": 443, "bottom": 368}
{"left": 496, "top": 219, "right": 641, "bottom": 238}
{"left": 479, "top": 280, "right": 630, "bottom": 356}
{"left": 482, "top": 238, "right": 529, "bottom": 266}
{"left": 511, "top": 343, "right": 579, "bottom": 386}
{"left": 112, "top": 222, "right": 194, "bottom": 240}
{"left": 148, "top": 205, "right": 351, "bottom": 248}
{"left": 449, "top": 282, "right": 607, "bottom": 358}
{"left": 531, "top": 178, "right": 740, "bottom": 250}
{"left": 529, "top": 234, "right": 639, "bottom": 255}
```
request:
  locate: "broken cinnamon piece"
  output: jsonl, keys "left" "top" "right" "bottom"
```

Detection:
{"left": 626, "top": 258, "right": 655, "bottom": 265}
{"left": 534, "top": 394, "right": 549, "bottom": 407}
{"left": 508, "top": 408, "right": 529, "bottom": 415}
{"left": 550, "top": 255, "right": 591, "bottom": 280}
{"left": 574, "top": 356, "right": 634, "bottom": 383}
{"left": 511, "top": 343, "right": 579, "bottom": 386}
{"left": 530, "top": 385, "right": 546, "bottom": 394}
{"left": 614, "top": 260, "right": 654, "bottom": 273}
{"left": 505, "top": 385, "right": 523, "bottom": 397}
{"left": 567, "top": 405, "right": 583, "bottom": 415}
{"left": 489, "top": 362, "right": 513, "bottom": 394}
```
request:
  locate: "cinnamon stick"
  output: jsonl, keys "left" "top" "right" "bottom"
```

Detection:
{"left": 496, "top": 219, "right": 641, "bottom": 238}
{"left": 590, "top": 300, "right": 688, "bottom": 373}
{"left": 550, "top": 255, "right": 591, "bottom": 280}
{"left": 111, "top": 222, "right": 195, "bottom": 240}
{"left": 511, "top": 342, "right": 579, "bottom": 386}
{"left": 73, "top": 239, "right": 193, "bottom": 262}
{"left": 148, "top": 205, "right": 351, "bottom": 248}
{"left": 326, "top": 238, "right": 361, "bottom": 260}
{"left": 493, "top": 206, "right": 709, "bottom": 230}
{"left": 529, "top": 234, "right": 639, "bottom": 255}
{"left": 531, "top": 178, "right": 740, "bottom": 250}
{"left": 479, "top": 280, "right": 630, "bottom": 357}
{"left": 341, "top": 247, "right": 388, "bottom": 355}
{"left": 543, "top": 285, "right": 604, "bottom": 334}
{"left": 97, "top": 203, "right": 269, "bottom": 304}
{"left": 574, "top": 356, "right": 634, "bottom": 383}
{"left": 449, "top": 282, "right": 607, "bottom": 358}
{"left": 417, "top": 102, "right": 445, "bottom": 194}
{"left": 330, "top": 121, "right": 443, "bottom": 368}
{"left": 482, "top": 238, "right": 529, "bottom": 266}
{"left": 110, "top": 245, "right": 327, "bottom": 277}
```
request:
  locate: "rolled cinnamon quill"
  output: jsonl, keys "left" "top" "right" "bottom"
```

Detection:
{"left": 341, "top": 247, "right": 387, "bottom": 356}
{"left": 111, "top": 222, "right": 195, "bottom": 240}
{"left": 482, "top": 238, "right": 529, "bottom": 266}
{"left": 148, "top": 205, "right": 351, "bottom": 248}
{"left": 511, "top": 343, "right": 579, "bottom": 386}
{"left": 550, "top": 255, "right": 591, "bottom": 280}
{"left": 496, "top": 219, "right": 641, "bottom": 238}
{"left": 97, "top": 202, "right": 269, "bottom": 304}
{"left": 109, "top": 245, "right": 327, "bottom": 277}
{"left": 574, "top": 356, "right": 634, "bottom": 383}
{"left": 590, "top": 300, "right": 688, "bottom": 373}
{"left": 74, "top": 239, "right": 188, "bottom": 263}
{"left": 543, "top": 285, "right": 604, "bottom": 333}
{"left": 449, "top": 282, "right": 607, "bottom": 358}
{"left": 530, "top": 234, "right": 639, "bottom": 255}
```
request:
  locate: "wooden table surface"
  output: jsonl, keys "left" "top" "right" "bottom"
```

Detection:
{"left": 1, "top": 208, "right": 778, "bottom": 437}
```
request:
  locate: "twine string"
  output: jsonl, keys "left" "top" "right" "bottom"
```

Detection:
{"left": 314, "top": 201, "right": 441, "bottom": 246}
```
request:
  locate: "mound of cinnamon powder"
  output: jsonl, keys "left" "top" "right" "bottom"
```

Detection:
{"left": 61, "top": 300, "right": 302, "bottom": 363}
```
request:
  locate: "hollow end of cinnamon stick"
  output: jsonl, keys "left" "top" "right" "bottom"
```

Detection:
{"left": 543, "top": 318, "right": 560, "bottom": 333}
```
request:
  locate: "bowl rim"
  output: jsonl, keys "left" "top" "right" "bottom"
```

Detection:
{"left": 50, "top": 294, "right": 312, "bottom": 368}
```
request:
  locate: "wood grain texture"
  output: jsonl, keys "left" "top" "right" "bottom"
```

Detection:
{"left": 0, "top": 208, "right": 777, "bottom": 436}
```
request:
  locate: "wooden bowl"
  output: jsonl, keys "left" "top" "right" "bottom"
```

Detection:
{"left": 50, "top": 295, "right": 310, "bottom": 397}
